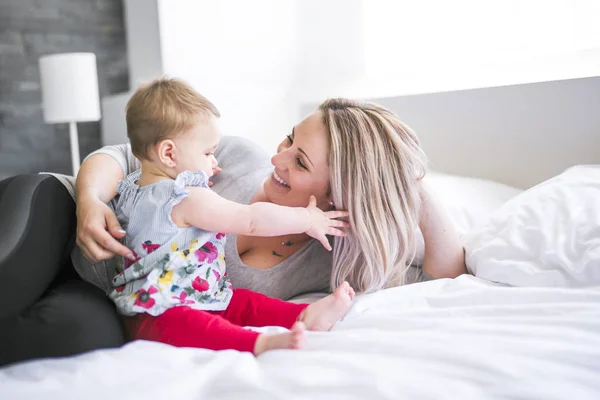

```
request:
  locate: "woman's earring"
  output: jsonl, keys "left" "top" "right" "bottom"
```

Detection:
{"left": 329, "top": 201, "right": 335, "bottom": 209}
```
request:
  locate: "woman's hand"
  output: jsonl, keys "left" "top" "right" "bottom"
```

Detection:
{"left": 76, "top": 193, "right": 133, "bottom": 264}
{"left": 75, "top": 152, "right": 133, "bottom": 264}
{"left": 305, "top": 195, "right": 349, "bottom": 251}
{"left": 418, "top": 180, "right": 467, "bottom": 278}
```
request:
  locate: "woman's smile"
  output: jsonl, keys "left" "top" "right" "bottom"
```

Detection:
{"left": 272, "top": 170, "right": 290, "bottom": 188}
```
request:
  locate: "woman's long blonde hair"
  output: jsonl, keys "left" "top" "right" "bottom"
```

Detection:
{"left": 320, "top": 99, "right": 428, "bottom": 293}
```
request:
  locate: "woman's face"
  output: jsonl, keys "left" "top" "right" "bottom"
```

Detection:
{"left": 263, "top": 110, "right": 331, "bottom": 209}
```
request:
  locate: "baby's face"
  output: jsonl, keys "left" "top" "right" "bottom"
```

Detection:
{"left": 174, "top": 117, "right": 220, "bottom": 178}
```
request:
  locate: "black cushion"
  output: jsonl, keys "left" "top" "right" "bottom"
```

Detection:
{"left": 0, "top": 174, "right": 76, "bottom": 318}
{"left": 0, "top": 174, "right": 126, "bottom": 366}
{"left": 0, "top": 279, "right": 126, "bottom": 366}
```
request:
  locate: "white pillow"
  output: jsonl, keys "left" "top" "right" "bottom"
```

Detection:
{"left": 463, "top": 165, "right": 600, "bottom": 287}
{"left": 413, "top": 172, "right": 522, "bottom": 265}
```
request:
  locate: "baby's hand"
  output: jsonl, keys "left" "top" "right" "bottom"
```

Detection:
{"left": 305, "top": 196, "right": 350, "bottom": 251}
{"left": 208, "top": 166, "right": 222, "bottom": 187}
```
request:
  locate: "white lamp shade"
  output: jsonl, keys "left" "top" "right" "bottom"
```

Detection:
{"left": 39, "top": 52, "right": 101, "bottom": 123}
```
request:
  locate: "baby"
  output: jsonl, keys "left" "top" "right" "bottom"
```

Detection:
{"left": 108, "top": 77, "right": 355, "bottom": 355}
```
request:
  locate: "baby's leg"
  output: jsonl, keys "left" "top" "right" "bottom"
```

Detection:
{"left": 298, "top": 281, "right": 355, "bottom": 331}
{"left": 221, "top": 288, "right": 309, "bottom": 328}
{"left": 253, "top": 322, "right": 306, "bottom": 356}
{"left": 125, "top": 306, "right": 305, "bottom": 355}
{"left": 221, "top": 285, "right": 355, "bottom": 333}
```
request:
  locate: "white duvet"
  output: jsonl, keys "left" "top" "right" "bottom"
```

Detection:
{"left": 2, "top": 275, "right": 599, "bottom": 400}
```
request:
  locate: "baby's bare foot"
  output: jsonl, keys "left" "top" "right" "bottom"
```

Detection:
{"left": 300, "top": 281, "right": 355, "bottom": 331}
{"left": 253, "top": 322, "right": 307, "bottom": 356}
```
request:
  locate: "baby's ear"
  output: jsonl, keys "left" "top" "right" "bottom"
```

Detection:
{"left": 156, "top": 139, "right": 177, "bottom": 167}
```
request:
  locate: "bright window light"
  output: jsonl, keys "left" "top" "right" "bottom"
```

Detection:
{"left": 363, "top": 0, "right": 600, "bottom": 94}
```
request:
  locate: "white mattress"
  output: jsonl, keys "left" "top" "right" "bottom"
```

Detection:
{"left": 1, "top": 275, "right": 599, "bottom": 400}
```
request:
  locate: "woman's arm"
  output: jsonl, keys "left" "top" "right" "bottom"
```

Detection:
{"left": 418, "top": 180, "right": 467, "bottom": 278}
{"left": 172, "top": 189, "right": 348, "bottom": 251}
{"left": 75, "top": 150, "right": 134, "bottom": 263}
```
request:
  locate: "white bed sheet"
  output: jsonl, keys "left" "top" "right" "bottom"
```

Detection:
{"left": 1, "top": 275, "right": 599, "bottom": 400}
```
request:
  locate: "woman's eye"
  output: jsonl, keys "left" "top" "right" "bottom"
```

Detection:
{"left": 286, "top": 134, "right": 293, "bottom": 145}
{"left": 296, "top": 158, "right": 306, "bottom": 170}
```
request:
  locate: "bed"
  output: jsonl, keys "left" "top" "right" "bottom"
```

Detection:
{"left": 1, "top": 274, "right": 599, "bottom": 400}
{"left": 1, "top": 77, "right": 600, "bottom": 399}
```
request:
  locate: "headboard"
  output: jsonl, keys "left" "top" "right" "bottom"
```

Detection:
{"left": 303, "top": 76, "right": 600, "bottom": 189}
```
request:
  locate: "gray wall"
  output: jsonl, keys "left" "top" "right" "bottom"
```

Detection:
{"left": 372, "top": 76, "right": 600, "bottom": 189}
{"left": 0, "top": 0, "right": 129, "bottom": 178}
{"left": 301, "top": 76, "right": 600, "bottom": 189}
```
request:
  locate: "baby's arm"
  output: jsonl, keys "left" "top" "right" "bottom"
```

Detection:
{"left": 171, "top": 187, "right": 348, "bottom": 250}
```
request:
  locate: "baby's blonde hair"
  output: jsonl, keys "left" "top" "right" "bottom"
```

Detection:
{"left": 126, "top": 77, "right": 220, "bottom": 160}
{"left": 320, "top": 99, "right": 428, "bottom": 293}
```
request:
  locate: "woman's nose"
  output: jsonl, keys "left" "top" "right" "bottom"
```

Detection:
{"left": 211, "top": 155, "right": 219, "bottom": 168}
{"left": 271, "top": 148, "right": 292, "bottom": 169}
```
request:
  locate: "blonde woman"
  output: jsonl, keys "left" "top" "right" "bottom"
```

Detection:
{"left": 75, "top": 98, "right": 465, "bottom": 299}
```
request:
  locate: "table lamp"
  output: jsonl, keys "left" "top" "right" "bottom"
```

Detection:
{"left": 39, "top": 52, "right": 101, "bottom": 177}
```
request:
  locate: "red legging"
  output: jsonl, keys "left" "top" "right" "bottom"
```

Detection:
{"left": 123, "top": 288, "right": 309, "bottom": 353}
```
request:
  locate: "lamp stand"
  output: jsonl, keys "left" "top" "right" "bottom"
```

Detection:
{"left": 69, "top": 121, "right": 80, "bottom": 177}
